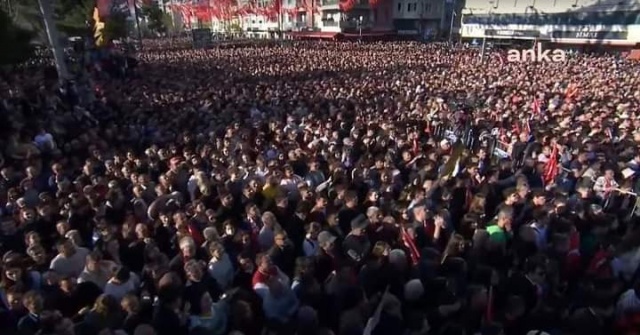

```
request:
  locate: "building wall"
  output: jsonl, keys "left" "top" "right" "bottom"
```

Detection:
{"left": 460, "top": 0, "right": 640, "bottom": 45}
{"left": 462, "top": 0, "right": 639, "bottom": 14}
{"left": 393, "top": 0, "right": 443, "bottom": 20}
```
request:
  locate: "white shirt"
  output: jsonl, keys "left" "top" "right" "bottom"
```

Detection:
{"left": 258, "top": 226, "right": 276, "bottom": 252}
{"left": 208, "top": 253, "right": 235, "bottom": 290}
{"left": 537, "top": 153, "right": 549, "bottom": 163}
{"left": 593, "top": 176, "right": 619, "bottom": 197}
{"left": 49, "top": 247, "right": 89, "bottom": 278}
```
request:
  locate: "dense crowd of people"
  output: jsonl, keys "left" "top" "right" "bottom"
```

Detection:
{"left": 1, "top": 40, "right": 640, "bottom": 335}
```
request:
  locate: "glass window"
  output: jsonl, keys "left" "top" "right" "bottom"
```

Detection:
{"left": 407, "top": 3, "right": 411, "bottom": 12}
{"left": 461, "top": 10, "right": 640, "bottom": 25}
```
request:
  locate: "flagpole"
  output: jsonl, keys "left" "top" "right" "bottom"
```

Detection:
{"left": 448, "top": 10, "right": 456, "bottom": 43}
{"left": 480, "top": 35, "right": 486, "bottom": 62}
{"left": 38, "top": 0, "right": 69, "bottom": 84}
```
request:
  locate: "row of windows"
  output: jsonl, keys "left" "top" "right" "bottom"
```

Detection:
{"left": 461, "top": 10, "right": 640, "bottom": 26}
{"left": 396, "top": 2, "right": 432, "bottom": 13}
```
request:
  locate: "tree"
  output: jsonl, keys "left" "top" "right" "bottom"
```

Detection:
{"left": 0, "top": 6, "right": 34, "bottom": 65}
{"left": 141, "top": 2, "right": 165, "bottom": 34}
{"left": 55, "top": 0, "right": 94, "bottom": 36}
{"left": 102, "top": 11, "right": 128, "bottom": 42}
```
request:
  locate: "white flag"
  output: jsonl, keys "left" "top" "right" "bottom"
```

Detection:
{"left": 451, "top": 157, "right": 461, "bottom": 177}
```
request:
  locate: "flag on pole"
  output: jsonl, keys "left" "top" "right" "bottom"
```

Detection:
{"left": 565, "top": 83, "right": 578, "bottom": 102}
{"left": 605, "top": 127, "right": 614, "bottom": 141}
{"left": 522, "top": 119, "right": 531, "bottom": 137}
{"left": 532, "top": 98, "right": 541, "bottom": 115}
{"left": 401, "top": 228, "right": 420, "bottom": 266}
{"left": 439, "top": 141, "right": 465, "bottom": 179}
{"left": 93, "top": 7, "right": 105, "bottom": 46}
{"left": 543, "top": 145, "right": 559, "bottom": 185}
{"left": 451, "top": 156, "right": 462, "bottom": 178}
{"left": 484, "top": 286, "right": 494, "bottom": 323}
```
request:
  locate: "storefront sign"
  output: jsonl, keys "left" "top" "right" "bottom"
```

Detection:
{"left": 484, "top": 29, "right": 540, "bottom": 38}
{"left": 551, "top": 30, "right": 628, "bottom": 40}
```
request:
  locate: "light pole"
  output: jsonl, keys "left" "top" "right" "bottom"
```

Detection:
{"left": 448, "top": 6, "right": 456, "bottom": 43}
{"left": 358, "top": 15, "right": 362, "bottom": 41}
{"left": 38, "top": 0, "right": 69, "bottom": 84}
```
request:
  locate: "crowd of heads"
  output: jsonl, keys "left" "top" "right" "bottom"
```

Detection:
{"left": 1, "top": 39, "right": 640, "bottom": 335}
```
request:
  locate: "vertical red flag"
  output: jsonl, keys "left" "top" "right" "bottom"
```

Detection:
{"left": 401, "top": 227, "right": 420, "bottom": 266}
{"left": 565, "top": 83, "right": 578, "bottom": 102}
{"left": 484, "top": 286, "right": 494, "bottom": 323}
{"left": 511, "top": 121, "right": 521, "bottom": 135}
{"left": 543, "top": 144, "right": 559, "bottom": 185}
{"left": 522, "top": 119, "right": 532, "bottom": 139}
{"left": 532, "top": 98, "right": 541, "bottom": 115}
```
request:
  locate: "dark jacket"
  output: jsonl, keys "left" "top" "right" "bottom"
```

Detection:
{"left": 152, "top": 304, "right": 188, "bottom": 335}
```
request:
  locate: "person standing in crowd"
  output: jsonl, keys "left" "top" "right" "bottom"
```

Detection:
{"left": 2, "top": 38, "right": 640, "bottom": 335}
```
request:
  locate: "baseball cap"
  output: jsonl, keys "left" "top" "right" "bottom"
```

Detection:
{"left": 317, "top": 231, "right": 336, "bottom": 246}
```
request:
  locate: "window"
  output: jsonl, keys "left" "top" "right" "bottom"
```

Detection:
{"left": 425, "top": 4, "right": 431, "bottom": 12}
{"left": 461, "top": 10, "right": 640, "bottom": 25}
{"left": 407, "top": 3, "right": 411, "bottom": 11}
{"left": 413, "top": 3, "right": 417, "bottom": 11}
{"left": 397, "top": 2, "right": 401, "bottom": 11}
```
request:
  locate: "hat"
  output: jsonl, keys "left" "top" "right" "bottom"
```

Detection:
{"left": 404, "top": 279, "right": 424, "bottom": 302}
{"left": 317, "top": 231, "right": 336, "bottom": 246}
{"left": 350, "top": 214, "right": 369, "bottom": 230}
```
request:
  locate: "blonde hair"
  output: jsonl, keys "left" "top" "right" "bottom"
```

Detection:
{"left": 179, "top": 236, "right": 195, "bottom": 251}
{"left": 121, "top": 294, "right": 140, "bottom": 313}
{"left": 92, "top": 294, "right": 118, "bottom": 315}
{"left": 195, "top": 172, "right": 211, "bottom": 196}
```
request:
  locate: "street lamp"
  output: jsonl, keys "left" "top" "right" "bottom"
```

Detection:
{"left": 357, "top": 16, "right": 363, "bottom": 41}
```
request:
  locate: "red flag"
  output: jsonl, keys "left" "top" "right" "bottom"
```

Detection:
{"left": 532, "top": 98, "right": 541, "bottom": 115}
{"left": 543, "top": 145, "right": 559, "bottom": 185}
{"left": 401, "top": 227, "right": 420, "bottom": 266}
{"left": 565, "top": 83, "right": 578, "bottom": 102}
{"left": 484, "top": 286, "right": 494, "bottom": 323}
{"left": 511, "top": 121, "right": 521, "bottom": 135}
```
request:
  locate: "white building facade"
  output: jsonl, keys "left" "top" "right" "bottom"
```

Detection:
{"left": 460, "top": 0, "right": 640, "bottom": 46}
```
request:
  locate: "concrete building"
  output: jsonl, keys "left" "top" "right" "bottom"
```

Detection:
{"left": 460, "top": 0, "right": 640, "bottom": 46}
{"left": 392, "top": 0, "right": 445, "bottom": 36}
{"left": 172, "top": 0, "right": 455, "bottom": 36}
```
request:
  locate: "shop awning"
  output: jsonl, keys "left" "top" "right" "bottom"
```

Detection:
{"left": 287, "top": 32, "right": 340, "bottom": 39}
{"left": 341, "top": 31, "right": 396, "bottom": 37}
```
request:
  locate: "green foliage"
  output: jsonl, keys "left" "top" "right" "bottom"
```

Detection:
{"left": 102, "top": 11, "right": 128, "bottom": 41}
{"left": 55, "top": 0, "right": 94, "bottom": 36}
{"left": 0, "top": 7, "right": 34, "bottom": 65}
{"left": 141, "top": 2, "right": 165, "bottom": 34}
{"left": 162, "top": 12, "right": 175, "bottom": 33}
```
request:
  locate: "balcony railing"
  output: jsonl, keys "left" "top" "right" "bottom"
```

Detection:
{"left": 321, "top": 0, "right": 339, "bottom": 6}
{"left": 321, "top": 20, "right": 339, "bottom": 26}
